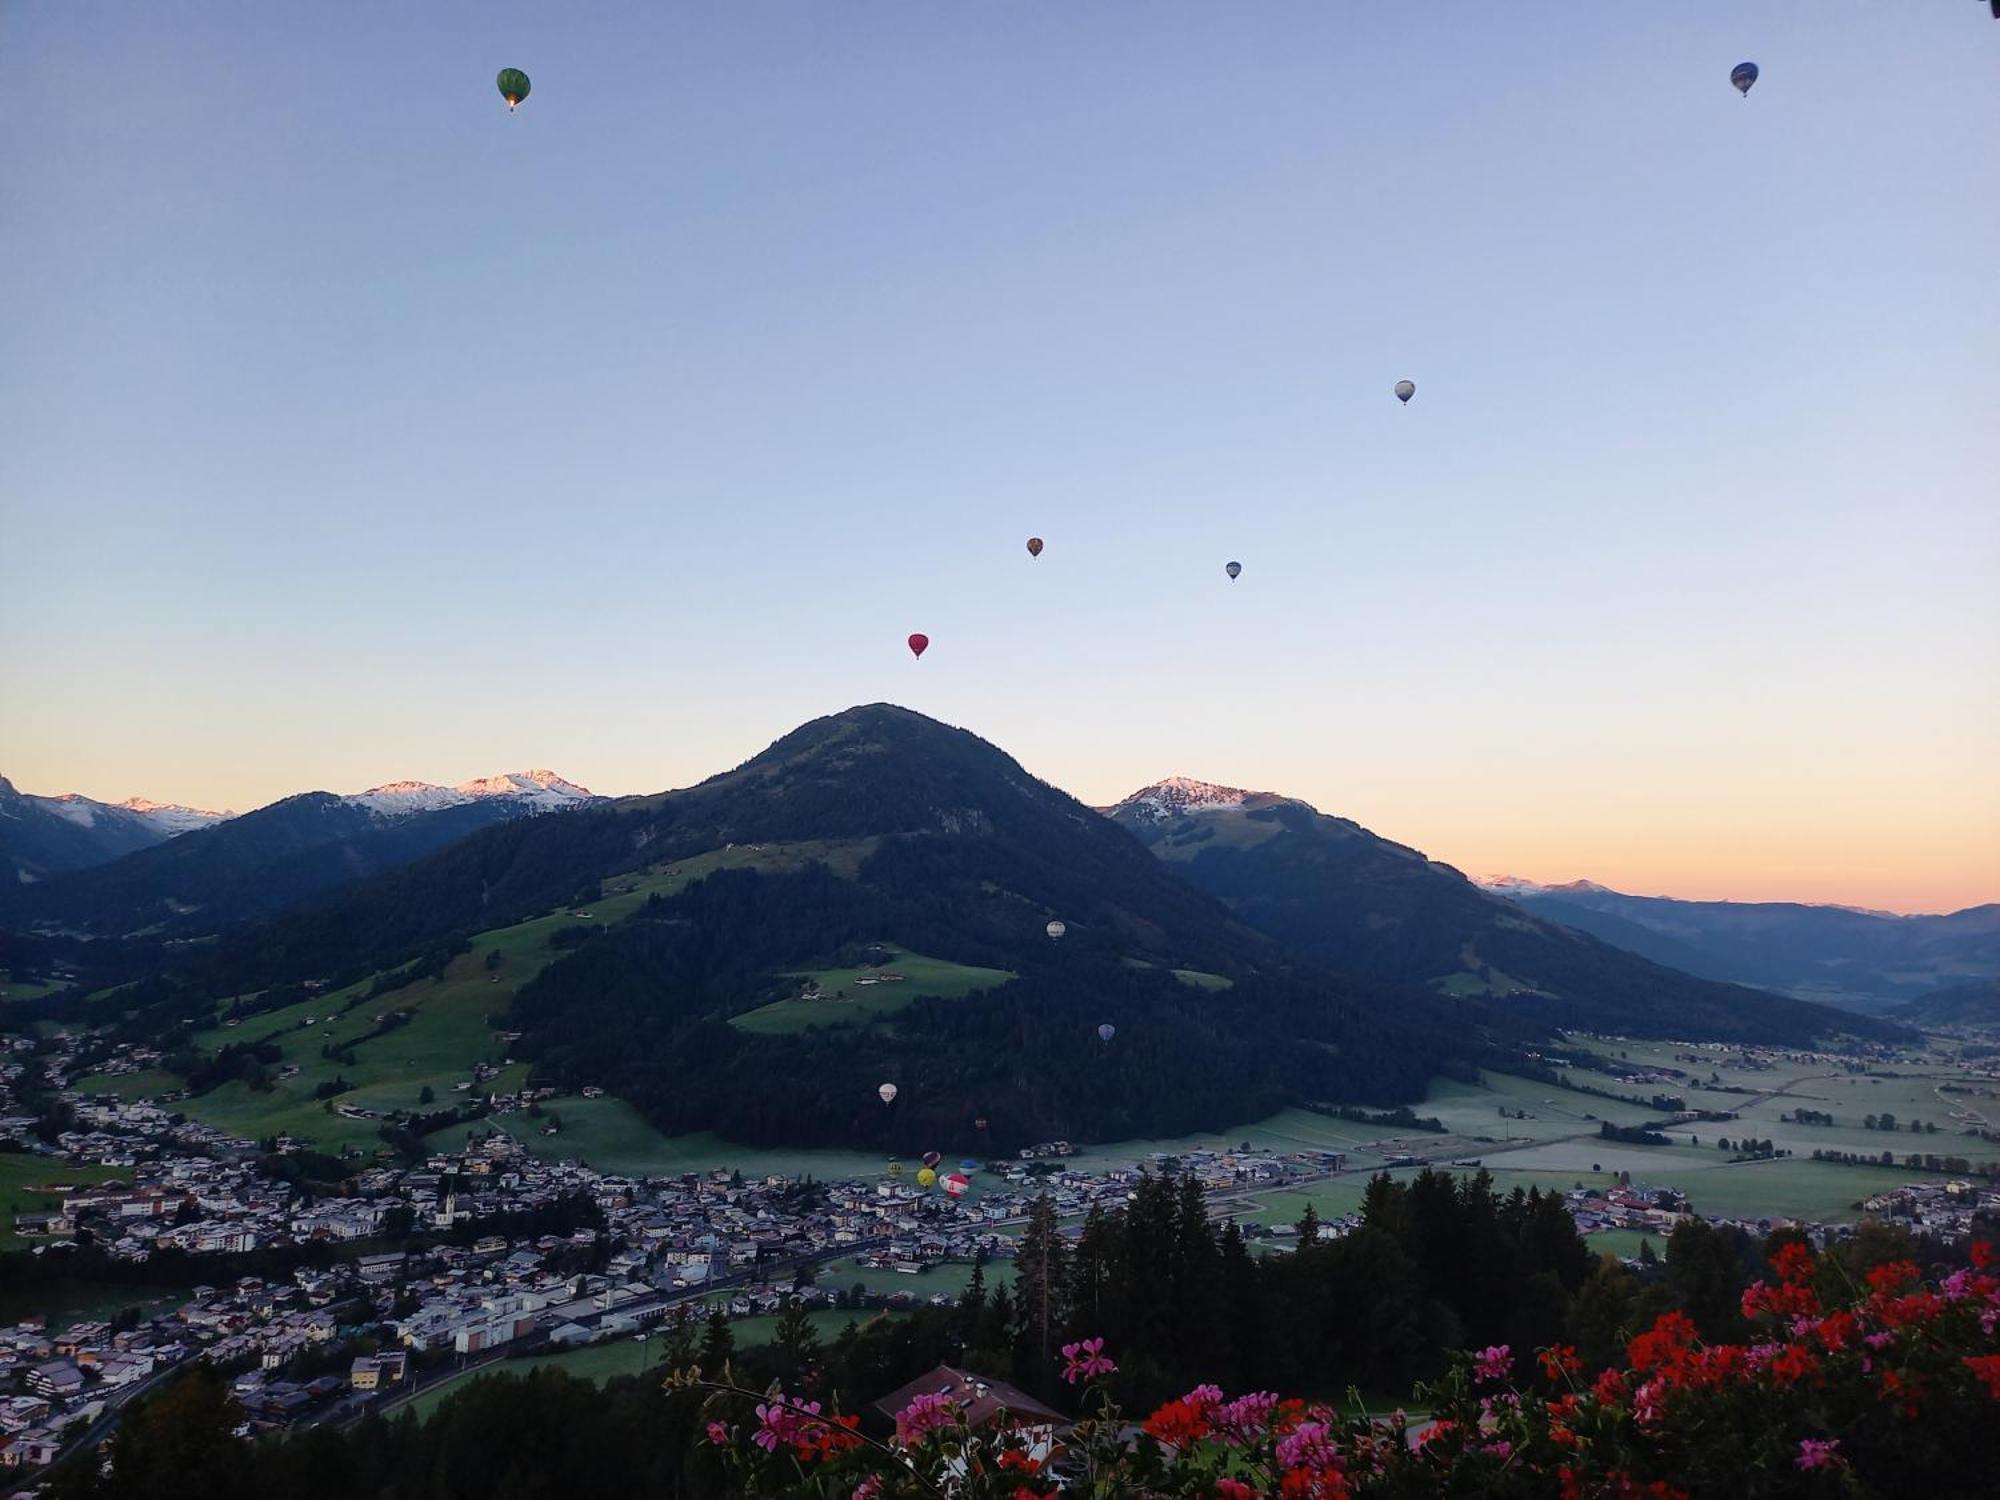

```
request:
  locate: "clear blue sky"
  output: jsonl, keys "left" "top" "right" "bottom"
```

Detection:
{"left": 3, "top": 3, "right": 1995, "bottom": 911}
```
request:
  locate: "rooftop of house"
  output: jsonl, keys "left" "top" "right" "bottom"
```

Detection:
{"left": 872, "top": 1364, "right": 1067, "bottom": 1431}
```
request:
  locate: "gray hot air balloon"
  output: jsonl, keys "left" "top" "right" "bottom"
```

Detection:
{"left": 1097, "top": 1022, "right": 1116, "bottom": 1044}
{"left": 1225, "top": 561, "right": 1242, "bottom": 580}
{"left": 1730, "top": 62, "right": 1759, "bottom": 96}
{"left": 1394, "top": 379, "right": 1416, "bottom": 404}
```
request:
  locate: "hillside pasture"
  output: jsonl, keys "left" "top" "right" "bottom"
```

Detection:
{"left": 731, "top": 948, "right": 1014, "bottom": 1035}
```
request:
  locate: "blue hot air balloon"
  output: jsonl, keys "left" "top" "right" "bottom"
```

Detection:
{"left": 1097, "top": 1022, "right": 1117, "bottom": 1044}
{"left": 1730, "top": 62, "right": 1759, "bottom": 96}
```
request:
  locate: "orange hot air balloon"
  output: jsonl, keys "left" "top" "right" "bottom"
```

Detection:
{"left": 908, "top": 633, "right": 929, "bottom": 659}
{"left": 1026, "top": 537, "right": 1044, "bottom": 557}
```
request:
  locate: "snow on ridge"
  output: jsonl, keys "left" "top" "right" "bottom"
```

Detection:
{"left": 40, "top": 794, "right": 102, "bottom": 828}
{"left": 346, "top": 770, "right": 598, "bottom": 817}
{"left": 26, "top": 791, "right": 229, "bottom": 836}
{"left": 1477, "top": 875, "right": 1614, "bottom": 899}
{"left": 1114, "top": 775, "right": 1261, "bottom": 819}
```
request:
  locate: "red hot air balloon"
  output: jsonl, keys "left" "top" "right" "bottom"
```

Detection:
{"left": 943, "top": 1172, "right": 971, "bottom": 1198}
{"left": 907, "top": 633, "right": 929, "bottom": 659}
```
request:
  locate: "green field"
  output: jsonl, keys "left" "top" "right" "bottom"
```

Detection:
{"left": 0, "top": 1157, "right": 127, "bottom": 1251}
{"left": 815, "top": 1257, "right": 1014, "bottom": 1301}
{"left": 72, "top": 1068, "right": 181, "bottom": 1101}
{"left": 0, "top": 1279, "right": 181, "bottom": 1334}
{"left": 1582, "top": 1229, "right": 1660, "bottom": 1262}
{"left": 401, "top": 1307, "right": 882, "bottom": 1423}
{"left": 0, "top": 975, "right": 64, "bottom": 1003}
{"left": 731, "top": 948, "right": 1014, "bottom": 1035}
{"left": 1172, "top": 969, "right": 1233, "bottom": 992}
{"left": 478, "top": 1102, "right": 900, "bottom": 1183}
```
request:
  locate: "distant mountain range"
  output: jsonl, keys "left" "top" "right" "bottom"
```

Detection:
{"left": 10, "top": 708, "right": 1917, "bottom": 1150}
{"left": 1475, "top": 878, "right": 2000, "bottom": 1013}
{"left": 0, "top": 770, "right": 597, "bottom": 936}
{"left": 1102, "top": 779, "right": 1889, "bottom": 1045}
{"left": 0, "top": 775, "right": 229, "bottom": 883}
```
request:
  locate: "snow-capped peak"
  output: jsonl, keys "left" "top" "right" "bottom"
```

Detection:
{"left": 345, "top": 770, "right": 598, "bottom": 817}
{"left": 1112, "top": 776, "right": 1262, "bottom": 821}
{"left": 113, "top": 797, "right": 233, "bottom": 834}
{"left": 1477, "top": 875, "right": 1613, "bottom": 899}
{"left": 33, "top": 791, "right": 228, "bottom": 834}
{"left": 454, "top": 769, "right": 594, "bottom": 802}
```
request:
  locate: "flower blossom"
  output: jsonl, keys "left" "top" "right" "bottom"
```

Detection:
{"left": 1060, "top": 1336, "right": 1116, "bottom": 1384}
{"left": 1795, "top": 1437, "right": 1844, "bottom": 1471}
{"left": 893, "top": 1391, "right": 959, "bottom": 1445}
{"left": 1276, "top": 1420, "right": 1341, "bottom": 1472}
{"left": 1213, "top": 1390, "right": 1280, "bottom": 1444}
{"left": 752, "top": 1396, "right": 823, "bottom": 1454}
{"left": 1473, "top": 1345, "right": 1512, "bottom": 1383}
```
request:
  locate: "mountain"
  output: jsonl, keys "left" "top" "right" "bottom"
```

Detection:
{"left": 165, "top": 707, "right": 1532, "bottom": 1149}
{"left": 3, "top": 770, "right": 599, "bottom": 937}
{"left": 0, "top": 775, "right": 229, "bottom": 883}
{"left": 1890, "top": 977, "right": 2000, "bottom": 1030}
{"left": 1105, "top": 779, "right": 1896, "bottom": 1046}
{"left": 1481, "top": 880, "right": 2000, "bottom": 1013}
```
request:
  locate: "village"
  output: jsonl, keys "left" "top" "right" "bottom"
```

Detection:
{"left": 5, "top": 1023, "right": 1999, "bottom": 1484}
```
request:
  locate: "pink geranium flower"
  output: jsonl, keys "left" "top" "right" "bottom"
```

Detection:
{"left": 893, "top": 1390, "right": 959, "bottom": 1445}
{"left": 1060, "top": 1336, "right": 1116, "bottom": 1384}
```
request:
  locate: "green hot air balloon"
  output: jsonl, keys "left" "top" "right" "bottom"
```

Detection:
{"left": 497, "top": 68, "right": 532, "bottom": 112}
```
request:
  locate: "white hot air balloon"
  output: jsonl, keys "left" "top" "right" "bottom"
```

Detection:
{"left": 1046, "top": 920, "right": 1067, "bottom": 940}
{"left": 1394, "top": 379, "right": 1416, "bottom": 404}
{"left": 878, "top": 1082, "right": 898, "bottom": 1105}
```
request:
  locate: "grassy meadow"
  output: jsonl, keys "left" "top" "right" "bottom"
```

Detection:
{"left": 731, "top": 947, "right": 1014, "bottom": 1035}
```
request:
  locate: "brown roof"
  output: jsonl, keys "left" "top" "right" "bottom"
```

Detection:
{"left": 872, "top": 1364, "right": 1067, "bottom": 1430}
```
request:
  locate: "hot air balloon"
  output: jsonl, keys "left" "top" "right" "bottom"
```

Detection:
{"left": 1394, "top": 380, "right": 1416, "bottom": 404}
{"left": 907, "top": 633, "right": 929, "bottom": 659}
{"left": 1046, "top": 920, "right": 1066, "bottom": 940}
{"left": 1225, "top": 561, "right": 1242, "bottom": 580}
{"left": 916, "top": 1167, "right": 937, "bottom": 1188}
{"left": 921, "top": 1150, "right": 942, "bottom": 1170}
{"left": 943, "top": 1172, "right": 971, "bottom": 1198}
{"left": 1097, "top": 1022, "right": 1116, "bottom": 1044}
{"left": 1026, "top": 537, "right": 1044, "bottom": 557}
{"left": 1730, "top": 62, "right": 1758, "bottom": 96}
{"left": 974, "top": 1117, "right": 989, "bottom": 1132}
{"left": 497, "top": 68, "right": 532, "bottom": 111}
{"left": 959, "top": 1158, "right": 980, "bottom": 1172}
{"left": 878, "top": 1083, "right": 898, "bottom": 1105}
{"left": 887, "top": 1160, "right": 905, "bottom": 1177}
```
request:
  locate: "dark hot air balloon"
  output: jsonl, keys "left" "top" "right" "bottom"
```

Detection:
{"left": 1394, "top": 380, "right": 1416, "bottom": 404}
{"left": 1026, "top": 537, "right": 1044, "bottom": 557}
{"left": 907, "top": 633, "right": 929, "bottom": 659}
{"left": 922, "top": 1151, "right": 942, "bottom": 1170}
{"left": 497, "top": 68, "right": 532, "bottom": 111}
{"left": 1731, "top": 62, "right": 1758, "bottom": 96}
{"left": 1225, "top": 561, "right": 1242, "bottom": 580}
